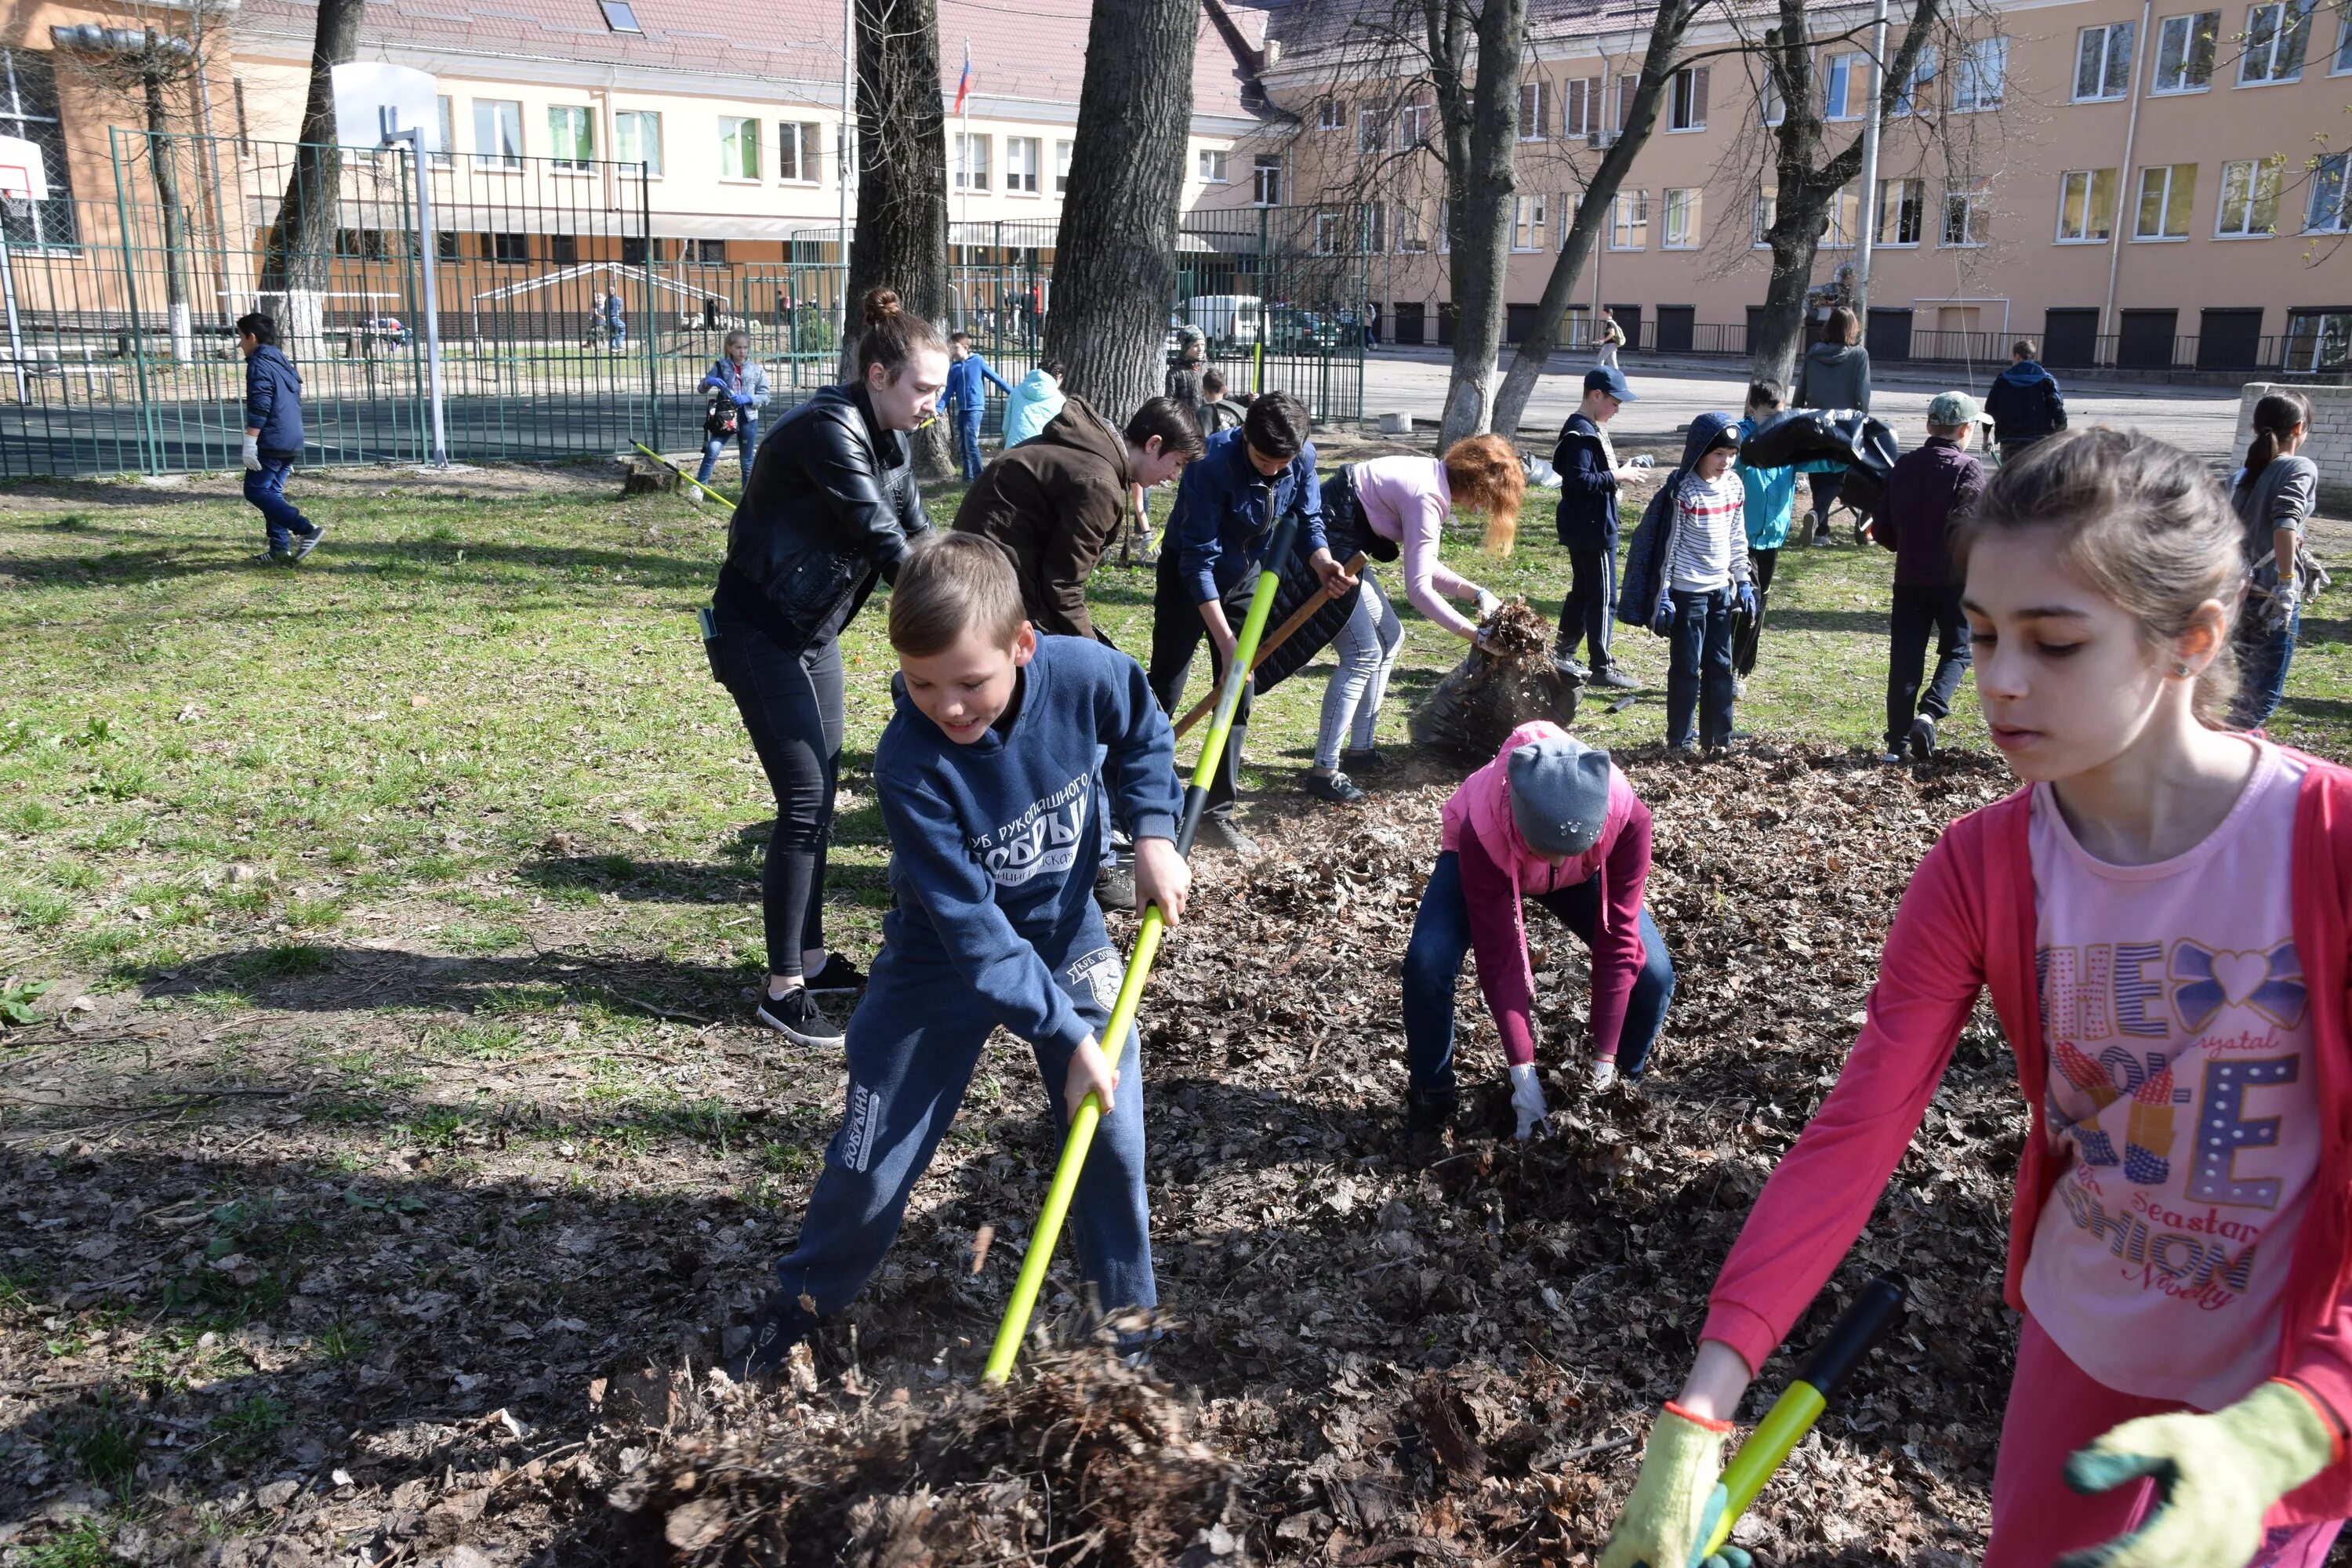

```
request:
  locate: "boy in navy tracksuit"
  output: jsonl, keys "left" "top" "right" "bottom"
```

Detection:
{"left": 734, "top": 532, "right": 1189, "bottom": 1376}
{"left": 237, "top": 311, "right": 324, "bottom": 564}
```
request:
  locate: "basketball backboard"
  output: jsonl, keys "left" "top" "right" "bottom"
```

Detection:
{"left": 332, "top": 62, "right": 444, "bottom": 151}
{"left": 0, "top": 135, "right": 52, "bottom": 203}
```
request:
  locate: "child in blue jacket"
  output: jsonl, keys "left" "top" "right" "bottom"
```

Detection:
{"left": 237, "top": 312, "right": 324, "bottom": 564}
{"left": 1733, "top": 381, "right": 1798, "bottom": 685}
{"left": 733, "top": 532, "right": 1189, "bottom": 1376}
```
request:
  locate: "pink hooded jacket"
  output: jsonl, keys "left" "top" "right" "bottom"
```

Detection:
{"left": 1439, "top": 721, "right": 1653, "bottom": 1063}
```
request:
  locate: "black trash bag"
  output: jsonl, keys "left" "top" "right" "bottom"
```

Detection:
{"left": 1739, "top": 408, "right": 1899, "bottom": 480}
{"left": 1409, "top": 604, "right": 1581, "bottom": 757}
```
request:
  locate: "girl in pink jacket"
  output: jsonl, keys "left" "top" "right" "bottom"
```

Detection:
{"left": 1602, "top": 430, "right": 2352, "bottom": 1568}
{"left": 1401, "top": 723, "right": 1675, "bottom": 1149}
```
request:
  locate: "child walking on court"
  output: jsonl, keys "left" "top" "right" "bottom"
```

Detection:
{"left": 1602, "top": 428, "right": 2352, "bottom": 1568}
{"left": 733, "top": 534, "right": 1189, "bottom": 1375}
{"left": 1873, "top": 390, "right": 1988, "bottom": 763}
{"left": 238, "top": 313, "right": 324, "bottom": 564}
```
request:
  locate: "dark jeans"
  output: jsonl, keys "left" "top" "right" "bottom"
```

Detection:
{"left": 244, "top": 457, "right": 318, "bottom": 552}
{"left": 1556, "top": 539, "right": 1617, "bottom": 671}
{"left": 1886, "top": 583, "right": 1973, "bottom": 748}
{"left": 954, "top": 410, "right": 985, "bottom": 481}
{"left": 697, "top": 417, "right": 757, "bottom": 484}
{"left": 1666, "top": 588, "right": 1736, "bottom": 750}
{"left": 1146, "top": 546, "right": 1250, "bottom": 817}
{"left": 1808, "top": 470, "right": 1846, "bottom": 535}
{"left": 1998, "top": 438, "right": 2045, "bottom": 466}
{"left": 713, "top": 608, "right": 844, "bottom": 978}
{"left": 2230, "top": 608, "right": 2299, "bottom": 731}
{"left": 1734, "top": 546, "right": 1780, "bottom": 677}
{"left": 1402, "top": 850, "right": 1675, "bottom": 1101}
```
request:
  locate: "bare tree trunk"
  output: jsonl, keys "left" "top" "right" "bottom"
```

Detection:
{"left": 143, "top": 68, "right": 194, "bottom": 361}
{"left": 1044, "top": 0, "right": 1195, "bottom": 423}
{"left": 1491, "top": 0, "right": 1700, "bottom": 439}
{"left": 259, "top": 0, "right": 364, "bottom": 344}
{"left": 1430, "top": 0, "right": 1526, "bottom": 449}
{"left": 844, "top": 0, "right": 953, "bottom": 477}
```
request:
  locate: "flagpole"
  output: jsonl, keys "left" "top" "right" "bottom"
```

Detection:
{"left": 959, "top": 38, "right": 971, "bottom": 310}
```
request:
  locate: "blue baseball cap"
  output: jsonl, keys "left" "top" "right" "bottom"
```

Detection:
{"left": 1584, "top": 365, "right": 1638, "bottom": 402}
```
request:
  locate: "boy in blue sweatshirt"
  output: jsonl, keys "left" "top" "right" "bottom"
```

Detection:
{"left": 946, "top": 331, "right": 1016, "bottom": 481}
{"left": 237, "top": 312, "right": 324, "bottom": 564}
{"left": 733, "top": 532, "right": 1189, "bottom": 1377}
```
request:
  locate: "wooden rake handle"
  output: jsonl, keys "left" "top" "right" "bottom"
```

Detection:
{"left": 1171, "top": 551, "right": 1370, "bottom": 740}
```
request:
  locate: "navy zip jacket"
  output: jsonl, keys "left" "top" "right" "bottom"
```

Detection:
{"left": 1552, "top": 412, "right": 1620, "bottom": 549}
{"left": 1983, "top": 360, "right": 2067, "bottom": 447}
{"left": 873, "top": 636, "right": 1180, "bottom": 1055}
{"left": 243, "top": 346, "right": 303, "bottom": 458}
{"left": 1171, "top": 426, "right": 1326, "bottom": 606}
{"left": 945, "top": 353, "right": 1014, "bottom": 419}
{"left": 1873, "top": 436, "right": 1986, "bottom": 588}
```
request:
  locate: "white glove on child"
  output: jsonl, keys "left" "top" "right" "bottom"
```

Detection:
{"left": 1591, "top": 1057, "right": 1618, "bottom": 1090}
{"left": 241, "top": 435, "right": 262, "bottom": 472}
{"left": 1508, "top": 1062, "right": 1548, "bottom": 1140}
{"left": 2264, "top": 580, "right": 2300, "bottom": 635}
{"left": 1475, "top": 588, "right": 1501, "bottom": 619}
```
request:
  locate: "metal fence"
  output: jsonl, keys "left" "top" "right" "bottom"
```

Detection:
{"left": 0, "top": 134, "right": 1367, "bottom": 478}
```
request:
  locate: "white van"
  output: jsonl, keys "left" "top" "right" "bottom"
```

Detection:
{"left": 1181, "top": 295, "right": 1262, "bottom": 349}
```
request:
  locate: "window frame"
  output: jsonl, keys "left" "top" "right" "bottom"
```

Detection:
{"left": 2238, "top": 0, "right": 2316, "bottom": 83}
{"left": 1668, "top": 66, "right": 1709, "bottom": 131}
{"left": 1892, "top": 46, "right": 1939, "bottom": 115}
{"left": 1562, "top": 77, "right": 1599, "bottom": 139}
{"left": 718, "top": 115, "right": 760, "bottom": 182}
{"left": 2336, "top": 3, "right": 2352, "bottom": 71}
{"left": 2307, "top": 152, "right": 2350, "bottom": 233}
{"left": 1822, "top": 52, "right": 1863, "bottom": 119}
{"left": 1608, "top": 188, "right": 1648, "bottom": 251}
{"left": 1397, "top": 196, "right": 1431, "bottom": 253}
{"left": 1941, "top": 183, "right": 1990, "bottom": 247}
{"left": 1753, "top": 187, "right": 1777, "bottom": 248}
{"left": 1196, "top": 147, "right": 1228, "bottom": 183}
{"left": 430, "top": 95, "right": 453, "bottom": 166}
{"left": 1004, "top": 135, "right": 1041, "bottom": 196}
{"left": 1951, "top": 36, "right": 2008, "bottom": 111}
{"left": 953, "top": 130, "right": 991, "bottom": 192}
{"left": 1315, "top": 96, "right": 1344, "bottom": 132}
{"left": 1821, "top": 183, "right": 1859, "bottom": 248}
{"left": 1875, "top": 176, "right": 1926, "bottom": 245}
{"left": 777, "top": 121, "right": 821, "bottom": 184}
{"left": 1661, "top": 186, "right": 1701, "bottom": 249}
{"left": 2056, "top": 167, "right": 2120, "bottom": 242}
{"left": 547, "top": 104, "right": 594, "bottom": 171}
{"left": 2281, "top": 308, "right": 2352, "bottom": 372}
{"left": 2132, "top": 162, "right": 2196, "bottom": 239}
{"left": 615, "top": 110, "right": 662, "bottom": 176}
{"left": 474, "top": 99, "right": 524, "bottom": 169}
{"left": 2151, "top": 11, "right": 2221, "bottom": 91}
{"left": 2073, "top": 21, "right": 2137, "bottom": 101}
{"left": 1399, "top": 96, "right": 1434, "bottom": 147}
{"left": 2215, "top": 157, "right": 2281, "bottom": 235}
{"left": 1055, "top": 140, "right": 1073, "bottom": 194}
{"left": 1253, "top": 153, "right": 1282, "bottom": 207}
{"left": 1511, "top": 191, "right": 1550, "bottom": 251}
{"left": 597, "top": 0, "right": 641, "bottom": 31}
{"left": 1519, "top": 79, "right": 1548, "bottom": 140}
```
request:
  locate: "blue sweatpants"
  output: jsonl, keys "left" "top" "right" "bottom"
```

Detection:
{"left": 955, "top": 410, "right": 985, "bottom": 481}
{"left": 770, "top": 905, "right": 1155, "bottom": 1324}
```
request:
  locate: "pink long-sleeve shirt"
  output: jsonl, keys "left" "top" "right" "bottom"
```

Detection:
{"left": 1697, "top": 752, "right": 2352, "bottom": 1524}
{"left": 1351, "top": 456, "right": 1484, "bottom": 638}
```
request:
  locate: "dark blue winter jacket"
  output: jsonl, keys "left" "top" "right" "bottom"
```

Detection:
{"left": 872, "top": 636, "right": 1180, "bottom": 1056}
{"left": 243, "top": 346, "right": 303, "bottom": 458}
{"left": 1617, "top": 412, "right": 1740, "bottom": 635}
{"left": 944, "top": 353, "right": 1014, "bottom": 419}
{"left": 1170, "top": 425, "right": 1327, "bottom": 606}
{"left": 1983, "top": 360, "right": 2068, "bottom": 448}
{"left": 1551, "top": 412, "right": 1621, "bottom": 550}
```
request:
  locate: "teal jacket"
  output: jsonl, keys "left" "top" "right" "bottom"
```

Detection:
{"left": 1737, "top": 415, "right": 1798, "bottom": 551}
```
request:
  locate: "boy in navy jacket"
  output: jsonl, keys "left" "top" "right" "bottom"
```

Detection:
{"left": 1552, "top": 366, "right": 1644, "bottom": 689}
{"left": 946, "top": 331, "right": 1016, "bottom": 481}
{"left": 734, "top": 533, "right": 1189, "bottom": 1377}
{"left": 238, "top": 312, "right": 324, "bottom": 564}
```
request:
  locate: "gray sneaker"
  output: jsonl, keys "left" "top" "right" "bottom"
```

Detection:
{"left": 1195, "top": 814, "right": 1259, "bottom": 857}
{"left": 289, "top": 524, "right": 326, "bottom": 562}
{"left": 1592, "top": 666, "right": 1642, "bottom": 691}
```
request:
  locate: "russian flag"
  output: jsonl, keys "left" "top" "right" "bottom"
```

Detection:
{"left": 953, "top": 43, "right": 973, "bottom": 114}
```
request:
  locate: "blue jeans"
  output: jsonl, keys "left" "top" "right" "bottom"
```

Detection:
{"left": 243, "top": 457, "right": 318, "bottom": 553}
{"left": 954, "top": 409, "right": 985, "bottom": 480}
{"left": 769, "top": 904, "right": 1154, "bottom": 1325}
{"left": 1402, "top": 850, "right": 1675, "bottom": 1102}
{"left": 697, "top": 417, "right": 757, "bottom": 484}
{"left": 1666, "top": 587, "right": 1737, "bottom": 750}
{"left": 2232, "top": 606, "right": 2299, "bottom": 731}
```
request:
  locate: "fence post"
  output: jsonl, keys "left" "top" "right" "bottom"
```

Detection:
{"left": 107, "top": 128, "right": 162, "bottom": 474}
{"left": 384, "top": 129, "right": 448, "bottom": 466}
{"left": 642, "top": 165, "right": 659, "bottom": 453}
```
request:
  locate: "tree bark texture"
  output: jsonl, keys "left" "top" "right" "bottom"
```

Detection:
{"left": 844, "top": 0, "right": 953, "bottom": 476}
{"left": 1490, "top": 0, "right": 1701, "bottom": 440}
{"left": 260, "top": 0, "right": 364, "bottom": 300}
{"left": 1431, "top": 0, "right": 1526, "bottom": 449}
{"left": 1044, "top": 0, "right": 1197, "bottom": 423}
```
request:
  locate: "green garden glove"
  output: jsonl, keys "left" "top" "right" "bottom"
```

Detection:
{"left": 2058, "top": 1380, "right": 2339, "bottom": 1568}
{"left": 1598, "top": 1405, "right": 1751, "bottom": 1568}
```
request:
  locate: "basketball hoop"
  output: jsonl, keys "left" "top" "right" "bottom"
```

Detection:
{"left": 0, "top": 133, "right": 51, "bottom": 227}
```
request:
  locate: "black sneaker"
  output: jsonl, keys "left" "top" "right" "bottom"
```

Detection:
{"left": 1305, "top": 771, "right": 1367, "bottom": 805}
{"left": 254, "top": 548, "right": 292, "bottom": 565}
{"left": 803, "top": 953, "right": 867, "bottom": 996}
{"left": 1592, "top": 666, "right": 1642, "bottom": 691}
{"left": 1339, "top": 747, "right": 1392, "bottom": 775}
{"left": 754, "top": 985, "right": 844, "bottom": 1046}
{"left": 1094, "top": 856, "right": 1136, "bottom": 914}
{"left": 1907, "top": 713, "right": 1938, "bottom": 764}
{"left": 1195, "top": 814, "right": 1258, "bottom": 857}
{"left": 728, "top": 1290, "right": 818, "bottom": 1382}
{"left": 289, "top": 524, "right": 326, "bottom": 561}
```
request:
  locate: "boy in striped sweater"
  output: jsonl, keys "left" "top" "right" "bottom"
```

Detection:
{"left": 1662, "top": 413, "right": 1752, "bottom": 759}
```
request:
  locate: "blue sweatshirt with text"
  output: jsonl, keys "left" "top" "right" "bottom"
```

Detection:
{"left": 872, "top": 636, "right": 1180, "bottom": 1054}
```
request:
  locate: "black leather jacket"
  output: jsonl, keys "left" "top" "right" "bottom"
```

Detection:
{"left": 715, "top": 383, "right": 931, "bottom": 650}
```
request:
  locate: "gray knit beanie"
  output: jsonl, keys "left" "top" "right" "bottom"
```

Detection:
{"left": 1506, "top": 735, "right": 1613, "bottom": 857}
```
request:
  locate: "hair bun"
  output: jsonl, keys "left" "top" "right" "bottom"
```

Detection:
{"left": 862, "top": 287, "right": 903, "bottom": 325}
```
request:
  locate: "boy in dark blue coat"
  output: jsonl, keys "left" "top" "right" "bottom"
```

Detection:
{"left": 733, "top": 532, "right": 1189, "bottom": 1377}
{"left": 1552, "top": 366, "right": 1645, "bottom": 690}
{"left": 238, "top": 312, "right": 323, "bottom": 564}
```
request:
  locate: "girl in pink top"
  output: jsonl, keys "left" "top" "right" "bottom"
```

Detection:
{"left": 1601, "top": 430, "right": 2352, "bottom": 1568}
{"left": 1306, "top": 438, "right": 1523, "bottom": 806}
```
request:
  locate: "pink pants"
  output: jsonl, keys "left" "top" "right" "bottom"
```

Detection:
{"left": 1986, "top": 1313, "right": 2342, "bottom": 1567}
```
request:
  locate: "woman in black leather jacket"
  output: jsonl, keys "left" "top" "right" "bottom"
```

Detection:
{"left": 710, "top": 286, "right": 949, "bottom": 1044}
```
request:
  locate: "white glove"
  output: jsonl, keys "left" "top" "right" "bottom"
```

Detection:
{"left": 2265, "top": 579, "right": 2300, "bottom": 635}
{"left": 1591, "top": 1057, "right": 1618, "bottom": 1090}
{"left": 1474, "top": 588, "right": 1501, "bottom": 619}
{"left": 1508, "top": 1062, "right": 1548, "bottom": 1140}
{"left": 241, "top": 434, "right": 261, "bottom": 472}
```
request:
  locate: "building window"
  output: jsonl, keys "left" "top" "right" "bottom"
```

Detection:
{"left": 1760, "top": 74, "right": 1786, "bottom": 125}
{"left": 548, "top": 105, "right": 593, "bottom": 169}
{"left": 1943, "top": 183, "right": 1989, "bottom": 245}
{"left": 1518, "top": 80, "right": 1547, "bottom": 139}
{"left": 599, "top": 0, "right": 641, "bottom": 30}
{"left": 548, "top": 232, "right": 579, "bottom": 263}
{"left": 620, "top": 235, "right": 668, "bottom": 264}
{"left": 954, "top": 132, "right": 990, "bottom": 191}
{"left": 485, "top": 231, "right": 528, "bottom": 263}
{"left": 1400, "top": 96, "right": 1434, "bottom": 146}
{"left": 2057, "top": 168, "right": 2120, "bottom": 241}
{"left": 1315, "top": 210, "right": 1342, "bottom": 256}
{"left": 2240, "top": 0, "right": 2315, "bottom": 82}
{"left": 1610, "top": 189, "right": 1647, "bottom": 250}
{"left": 719, "top": 117, "right": 759, "bottom": 180}
{"left": 1952, "top": 37, "right": 2007, "bottom": 110}
{"left": 1877, "top": 177, "right": 1925, "bottom": 244}
{"left": 2309, "top": 152, "right": 2350, "bottom": 231}
{"left": 1005, "top": 136, "right": 1040, "bottom": 194}
{"left": 1753, "top": 187, "right": 1777, "bottom": 247}
{"left": 1315, "top": 96, "right": 1343, "bottom": 132}
{"left": 2134, "top": 163, "right": 2195, "bottom": 238}
{"left": 1669, "top": 67, "right": 1709, "bottom": 130}
{"left": 1823, "top": 52, "right": 1865, "bottom": 119}
{"left": 2283, "top": 309, "right": 2351, "bottom": 372}
{"left": 695, "top": 238, "right": 727, "bottom": 264}
{"left": 1615, "top": 74, "right": 1638, "bottom": 132}
{"left": 1823, "top": 183, "right": 1859, "bottom": 247}
{"left": 1511, "top": 193, "right": 1548, "bottom": 250}
{"left": 1253, "top": 154, "right": 1281, "bottom": 206}
{"left": 1196, "top": 148, "right": 1226, "bottom": 183}
{"left": 778, "top": 122, "right": 820, "bottom": 183}
{"left": 2216, "top": 158, "right": 2282, "bottom": 234}
{"left": 1893, "top": 47, "right": 1938, "bottom": 114}
{"left": 435, "top": 230, "right": 460, "bottom": 262}
{"left": 2074, "top": 23, "right": 2136, "bottom": 100}
{"left": 1358, "top": 103, "right": 1389, "bottom": 152}
{"left": 430, "top": 95, "right": 453, "bottom": 165}
{"left": 1056, "top": 140, "right": 1073, "bottom": 194}
{"left": 474, "top": 100, "right": 523, "bottom": 167}
{"left": 1563, "top": 77, "right": 1599, "bottom": 138}
{"left": 2152, "top": 11, "right": 2220, "bottom": 90}
{"left": 1662, "top": 187, "right": 1700, "bottom": 248}
{"left": 2337, "top": 4, "right": 2352, "bottom": 70}
{"left": 1397, "top": 198, "right": 1431, "bottom": 252}
{"left": 615, "top": 111, "right": 662, "bottom": 176}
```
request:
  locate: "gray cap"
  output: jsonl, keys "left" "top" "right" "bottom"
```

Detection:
{"left": 1507, "top": 735, "right": 1613, "bottom": 858}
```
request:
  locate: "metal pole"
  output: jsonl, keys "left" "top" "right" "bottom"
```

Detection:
{"left": 382, "top": 119, "right": 448, "bottom": 466}
{"left": 838, "top": 0, "right": 855, "bottom": 347}
{"left": 0, "top": 223, "right": 26, "bottom": 404}
{"left": 2099, "top": 0, "right": 2154, "bottom": 350}
{"left": 1852, "top": 0, "right": 1890, "bottom": 322}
